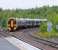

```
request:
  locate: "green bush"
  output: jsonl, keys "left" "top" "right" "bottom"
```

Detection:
{"left": 40, "top": 22, "right": 47, "bottom": 32}
{"left": 0, "top": 6, "right": 58, "bottom": 33}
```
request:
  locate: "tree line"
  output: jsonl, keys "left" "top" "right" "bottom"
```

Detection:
{"left": 0, "top": 6, "right": 58, "bottom": 32}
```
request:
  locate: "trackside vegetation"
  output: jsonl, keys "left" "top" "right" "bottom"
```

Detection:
{"left": 0, "top": 6, "right": 58, "bottom": 38}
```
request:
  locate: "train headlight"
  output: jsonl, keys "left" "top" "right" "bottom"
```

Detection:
{"left": 14, "top": 27, "right": 16, "bottom": 30}
{"left": 8, "top": 27, "right": 11, "bottom": 31}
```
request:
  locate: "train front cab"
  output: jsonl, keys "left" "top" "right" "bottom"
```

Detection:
{"left": 8, "top": 18, "right": 16, "bottom": 31}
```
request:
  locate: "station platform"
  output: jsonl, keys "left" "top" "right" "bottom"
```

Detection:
{"left": 0, "top": 37, "right": 19, "bottom": 50}
{"left": 0, "top": 37, "right": 41, "bottom": 50}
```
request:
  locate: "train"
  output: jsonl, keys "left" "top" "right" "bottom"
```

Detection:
{"left": 7, "top": 17, "right": 47, "bottom": 31}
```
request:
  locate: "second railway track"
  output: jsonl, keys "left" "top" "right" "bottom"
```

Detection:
{"left": 8, "top": 27, "right": 58, "bottom": 50}
{"left": 0, "top": 27, "right": 58, "bottom": 50}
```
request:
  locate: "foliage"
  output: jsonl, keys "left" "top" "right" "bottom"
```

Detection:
{"left": 40, "top": 22, "right": 47, "bottom": 32}
{"left": 0, "top": 6, "right": 58, "bottom": 32}
{"left": 36, "top": 32, "right": 58, "bottom": 38}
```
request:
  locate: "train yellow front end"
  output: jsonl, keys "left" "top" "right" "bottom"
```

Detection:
{"left": 8, "top": 18, "right": 16, "bottom": 31}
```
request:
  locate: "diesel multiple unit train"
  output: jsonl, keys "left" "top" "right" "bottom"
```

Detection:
{"left": 7, "top": 18, "right": 47, "bottom": 31}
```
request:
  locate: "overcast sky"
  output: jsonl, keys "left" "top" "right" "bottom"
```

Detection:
{"left": 0, "top": 0, "right": 58, "bottom": 9}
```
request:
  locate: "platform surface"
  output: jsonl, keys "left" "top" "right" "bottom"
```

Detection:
{"left": 0, "top": 37, "right": 41, "bottom": 50}
{"left": 0, "top": 38, "right": 20, "bottom": 50}
{"left": 5, "top": 37, "right": 41, "bottom": 50}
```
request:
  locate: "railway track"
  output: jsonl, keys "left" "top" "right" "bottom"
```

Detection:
{"left": 0, "top": 28, "right": 11, "bottom": 37}
{"left": 30, "top": 33, "right": 58, "bottom": 48}
{"left": 8, "top": 27, "right": 58, "bottom": 50}
{"left": 0, "top": 27, "right": 58, "bottom": 50}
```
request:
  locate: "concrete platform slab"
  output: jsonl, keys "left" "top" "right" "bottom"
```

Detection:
{"left": 0, "top": 37, "right": 20, "bottom": 50}
{"left": 5, "top": 37, "right": 41, "bottom": 50}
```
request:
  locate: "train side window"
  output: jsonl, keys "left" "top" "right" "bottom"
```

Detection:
{"left": 36, "top": 21, "right": 39, "bottom": 24}
{"left": 25, "top": 21, "right": 29, "bottom": 25}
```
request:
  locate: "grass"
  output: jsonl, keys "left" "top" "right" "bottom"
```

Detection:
{"left": 35, "top": 32, "right": 58, "bottom": 38}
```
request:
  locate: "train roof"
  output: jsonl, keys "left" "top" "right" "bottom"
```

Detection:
{"left": 8, "top": 17, "right": 47, "bottom": 21}
{"left": 16, "top": 18, "right": 47, "bottom": 21}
